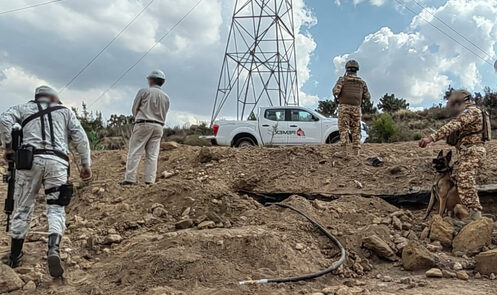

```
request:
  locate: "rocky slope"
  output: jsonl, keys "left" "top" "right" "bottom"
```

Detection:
{"left": 0, "top": 142, "right": 496, "bottom": 294}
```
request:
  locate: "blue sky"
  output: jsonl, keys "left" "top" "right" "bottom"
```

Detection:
{"left": 0, "top": 0, "right": 496, "bottom": 125}
{"left": 303, "top": 0, "right": 496, "bottom": 109}
{"left": 304, "top": 1, "right": 412, "bottom": 99}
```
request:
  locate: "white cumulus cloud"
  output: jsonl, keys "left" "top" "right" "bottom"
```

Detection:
{"left": 333, "top": 0, "right": 497, "bottom": 108}
{"left": 1, "top": 0, "right": 318, "bottom": 123}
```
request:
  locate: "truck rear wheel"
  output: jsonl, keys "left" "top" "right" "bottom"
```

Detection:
{"left": 234, "top": 137, "right": 256, "bottom": 148}
{"left": 327, "top": 132, "right": 353, "bottom": 144}
{"left": 327, "top": 132, "right": 341, "bottom": 144}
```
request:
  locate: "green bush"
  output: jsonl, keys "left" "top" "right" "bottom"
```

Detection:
{"left": 88, "top": 131, "right": 104, "bottom": 150}
{"left": 183, "top": 135, "right": 211, "bottom": 146}
{"left": 369, "top": 113, "right": 397, "bottom": 143}
{"left": 413, "top": 131, "right": 424, "bottom": 141}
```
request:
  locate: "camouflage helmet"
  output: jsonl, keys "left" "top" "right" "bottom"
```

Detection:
{"left": 448, "top": 89, "right": 472, "bottom": 106}
{"left": 345, "top": 60, "right": 359, "bottom": 71}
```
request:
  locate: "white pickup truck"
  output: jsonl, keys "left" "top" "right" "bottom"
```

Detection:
{"left": 203, "top": 106, "right": 368, "bottom": 147}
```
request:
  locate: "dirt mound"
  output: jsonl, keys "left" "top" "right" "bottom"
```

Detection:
{"left": 0, "top": 142, "right": 497, "bottom": 294}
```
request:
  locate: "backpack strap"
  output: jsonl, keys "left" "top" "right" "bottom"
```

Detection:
{"left": 21, "top": 103, "right": 66, "bottom": 148}
{"left": 21, "top": 105, "right": 66, "bottom": 128}
{"left": 35, "top": 102, "right": 46, "bottom": 143}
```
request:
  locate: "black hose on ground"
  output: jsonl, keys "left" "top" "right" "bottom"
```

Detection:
{"left": 239, "top": 202, "right": 347, "bottom": 285}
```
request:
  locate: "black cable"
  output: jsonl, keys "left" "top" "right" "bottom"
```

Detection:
{"left": 0, "top": 0, "right": 65, "bottom": 16}
{"left": 87, "top": 0, "right": 205, "bottom": 109}
{"left": 60, "top": 0, "right": 156, "bottom": 92}
{"left": 238, "top": 202, "right": 346, "bottom": 285}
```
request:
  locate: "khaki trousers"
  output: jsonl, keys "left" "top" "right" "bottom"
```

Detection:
{"left": 124, "top": 123, "right": 164, "bottom": 184}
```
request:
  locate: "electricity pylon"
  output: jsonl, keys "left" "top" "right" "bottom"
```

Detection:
{"left": 211, "top": 0, "right": 299, "bottom": 124}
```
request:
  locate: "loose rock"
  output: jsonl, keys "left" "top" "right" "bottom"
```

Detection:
{"left": 426, "top": 241, "right": 443, "bottom": 253}
{"left": 392, "top": 216, "right": 403, "bottom": 230}
{"left": 425, "top": 268, "right": 443, "bottom": 278}
{"left": 197, "top": 221, "right": 215, "bottom": 230}
{"left": 295, "top": 243, "right": 305, "bottom": 251}
{"left": 362, "top": 235, "right": 398, "bottom": 261}
{"left": 160, "top": 141, "right": 180, "bottom": 151}
{"left": 452, "top": 217, "right": 493, "bottom": 255}
{"left": 442, "top": 270, "right": 456, "bottom": 278}
{"left": 175, "top": 219, "right": 193, "bottom": 230}
{"left": 402, "top": 241, "right": 435, "bottom": 271}
{"left": 0, "top": 264, "right": 24, "bottom": 293}
{"left": 22, "top": 281, "right": 37, "bottom": 292}
{"left": 430, "top": 215, "right": 454, "bottom": 247}
{"left": 456, "top": 270, "right": 469, "bottom": 281}
{"left": 420, "top": 226, "right": 430, "bottom": 240}
{"left": 103, "top": 234, "right": 123, "bottom": 245}
{"left": 475, "top": 249, "right": 497, "bottom": 275}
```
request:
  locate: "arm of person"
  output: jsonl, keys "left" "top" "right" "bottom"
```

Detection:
{"left": 419, "top": 108, "right": 475, "bottom": 148}
{"left": 0, "top": 106, "right": 22, "bottom": 151}
{"left": 430, "top": 109, "right": 476, "bottom": 142}
{"left": 67, "top": 109, "right": 92, "bottom": 179}
{"left": 132, "top": 89, "right": 146, "bottom": 117}
{"left": 332, "top": 77, "right": 344, "bottom": 98}
{"left": 362, "top": 81, "right": 371, "bottom": 100}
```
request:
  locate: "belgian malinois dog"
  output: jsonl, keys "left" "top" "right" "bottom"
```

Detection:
{"left": 423, "top": 150, "right": 469, "bottom": 220}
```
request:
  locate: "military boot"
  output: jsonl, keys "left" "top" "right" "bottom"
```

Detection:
{"left": 352, "top": 148, "right": 361, "bottom": 156}
{"left": 47, "top": 234, "right": 64, "bottom": 277}
{"left": 4, "top": 239, "right": 24, "bottom": 268}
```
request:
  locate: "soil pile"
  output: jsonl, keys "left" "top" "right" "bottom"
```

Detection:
{"left": 0, "top": 142, "right": 496, "bottom": 294}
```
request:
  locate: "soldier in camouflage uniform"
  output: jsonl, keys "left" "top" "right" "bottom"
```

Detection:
{"left": 419, "top": 90, "right": 486, "bottom": 220}
{"left": 333, "top": 60, "right": 370, "bottom": 156}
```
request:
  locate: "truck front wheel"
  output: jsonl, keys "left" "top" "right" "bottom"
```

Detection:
{"left": 234, "top": 137, "right": 256, "bottom": 148}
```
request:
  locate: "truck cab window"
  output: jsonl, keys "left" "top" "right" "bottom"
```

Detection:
{"left": 265, "top": 109, "right": 286, "bottom": 121}
{"left": 290, "top": 110, "right": 316, "bottom": 122}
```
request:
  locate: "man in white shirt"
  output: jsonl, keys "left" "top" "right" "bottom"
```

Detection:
{"left": 121, "top": 70, "right": 170, "bottom": 185}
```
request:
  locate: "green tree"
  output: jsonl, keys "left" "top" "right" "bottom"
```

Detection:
{"left": 315, "top": 99, "right": 338, "bottom": 117}
{"left": 369, "top": 113, "right": 397, "bottom": 143}
{"left": 72, "top": 102, "right": 104, "bottom": 135}
{"left": 362, "top": 97, "right": 377, "bottom": 114}
{"left": 108, "top": 114, "right": 134, "bottom": 128}
{"left": 72, "top": 102, "right": 105, "bottom": 150}
{"left": 378, "top": 93, "right": 409, "bottom": 113}
{"left": 443, "top": 85, "right": 455, "bottom": 101}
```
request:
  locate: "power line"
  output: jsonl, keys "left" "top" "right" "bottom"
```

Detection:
{"left": 60, "top": 0, "right": 156, "bottom": 92}
{"left": 0, "top": 0, "right": 65, "bottom": 15}
{"left": 87, "top": 0, "right": 205, "bottom": 108}
{"left": 411, "top": 0, "right": 494, "bottom": 61}
{"left": 394, "top": 0, "right": 494, "bottom": 67}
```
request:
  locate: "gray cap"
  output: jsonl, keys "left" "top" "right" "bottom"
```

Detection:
{"left": 147, "top": 69, "right": 166, "bottom": 80}
{"left": 35, "top": 85, "right": 58, "bottom": 98}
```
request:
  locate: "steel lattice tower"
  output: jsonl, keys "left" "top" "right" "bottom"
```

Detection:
{"left": 211, "top": 0, "right": 300, "bottom": 124}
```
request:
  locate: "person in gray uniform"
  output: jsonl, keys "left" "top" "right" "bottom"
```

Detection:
{"left": 0, "top": 86, "right": 91, "bottom": 277}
